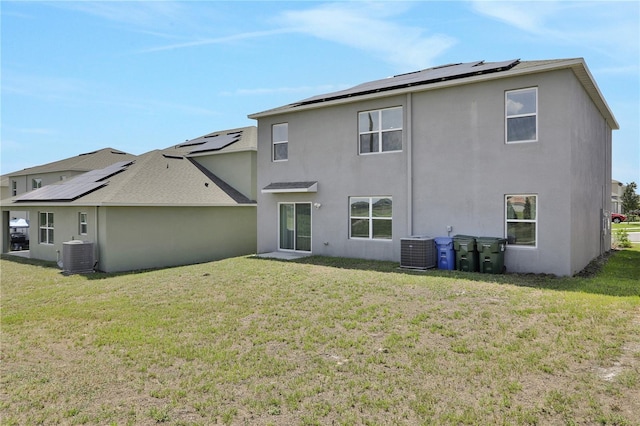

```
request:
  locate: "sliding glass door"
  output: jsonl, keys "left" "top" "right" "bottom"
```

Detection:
{"left": 279, "top": 203, "right": 311, "bottom": 252}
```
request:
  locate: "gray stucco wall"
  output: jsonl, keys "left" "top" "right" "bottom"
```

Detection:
{"left": 13, "top": 206, "right": 94, "bottom": 264}
{"left": 257, "top": 95, "right": 409, "bottom": 261}
{"left": 256, "top": 68, "right": 613, "bottom": 276}
{"left": 193, "top": 151, "right": 257, "bottom": 201}
{"left": 11, "top": 205, "right": 256, "bottom": 273}
{"left": 567, "top": 75, "right": 613, "bottom": 275}
{"left": 98, "top": 206, "right": 256, "bottom": 273}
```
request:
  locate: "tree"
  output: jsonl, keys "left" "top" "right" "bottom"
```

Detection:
{"left": 621, "top": 182, "right": 639, "bottom": 215}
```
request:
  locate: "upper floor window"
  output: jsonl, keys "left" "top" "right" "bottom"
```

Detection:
{"left": 505, "top": 194, "right": 537, "bottom": 247}
{"left": 358, "top": 107, "right": 402, "bottom": 154}
{"left": 273, "top": 123, "right": 288, "bottom": 161}
{"left": 39, "top": 212, "right": 54, "bottom": 245}
{"left": 506, "top": 88, "right": 537, "bottom": 143}
{"left": 79, "top": 212, "right": 88, "bottom": 235}
{"left": 32, "top": 178, "right": 42, "bottom": 190}
{"left": 11, "top": 180, "right": 17, "bottom": 196}
{"left": 350, "top": 196, "right": 392, "bottom": 240}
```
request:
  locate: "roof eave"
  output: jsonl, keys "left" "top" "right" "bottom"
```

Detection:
{"left": 2, "top": 201, "right": 256, "bottom": 208}
{"left": 249, "top": 58, "right": 619, "bottom": 131}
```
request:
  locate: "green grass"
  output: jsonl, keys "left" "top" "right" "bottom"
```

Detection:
{"left": 612, "top": 221, "right": 640, "bottom": 230}
{"left": 1, "top": 250, "right": 639, "bottom": 425}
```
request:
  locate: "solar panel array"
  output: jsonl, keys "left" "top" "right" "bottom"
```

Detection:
{"left": 178, "top": 131, "right": 242, "bottom": 154}
{"left": 297, "top": 60, "right": 519, "bottom": 106}
{"left": 14, "top": 160, "right": 134, "bottom": 202}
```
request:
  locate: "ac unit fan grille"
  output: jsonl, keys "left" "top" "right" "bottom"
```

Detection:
{"left": 400, "top": 237, "right": 436, "bottom": 269}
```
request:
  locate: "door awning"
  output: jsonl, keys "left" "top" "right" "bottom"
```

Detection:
{"left": 262, "top": 181, "right": 318, "bottom": 194}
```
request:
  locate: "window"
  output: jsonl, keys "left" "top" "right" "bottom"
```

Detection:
{"left": 32, "top": 178, "right": 42, "bottom": 190}
{"left": 506, "top": 88, "right": 537, "bottom": 143}
{"left": 11, "top": 180, "right": 17, "bottom": 196}
{"left": 79, "top": 212, "right": 88, "bottom": 235}
{"left": 358, "top": 107, "right": 402, "bottom": 154}
{"left": 39, "top": 212, "right": 54, "bottom": 245}
{"left": 350, "top": 197, "right": 392, "bottom": 239}
{"left": 273, "top": 123, "right": 288, "bottom": 161}
{"left": 505, "top": 195, "right": 537, "bottom": 247}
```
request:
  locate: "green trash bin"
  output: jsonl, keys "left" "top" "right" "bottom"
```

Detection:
{"left": 453, "top": 235, "right": 478, "bottom": 272}
{"left": 477, "top": 237, "right": 507, "bottom": 274}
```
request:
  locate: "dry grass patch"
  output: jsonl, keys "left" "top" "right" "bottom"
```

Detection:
{"left": 1, "top": 251, "right": 639, "bottom": 425}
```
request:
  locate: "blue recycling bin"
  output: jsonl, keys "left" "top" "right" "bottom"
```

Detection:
{"left": 434, "top": 237, "right": 455, "bottom": 270}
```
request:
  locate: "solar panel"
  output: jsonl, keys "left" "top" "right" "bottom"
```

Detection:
{"left": 14, "top": 160, "right": 133, "bottom": 202}
{"left": 185, "top": 131, "right": 242, "bottom": 154}
{"left": 14, "top": 181, "right": 107, "bottom": 202}
{"left": 297, "top": 60, "right": 520, "bottom": 106}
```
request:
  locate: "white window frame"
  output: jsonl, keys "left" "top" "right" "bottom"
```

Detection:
{"left": 358, "top": 106, "right": 403, "bottom": 154}
{"left": 11, "top": 180, "right": 17, "bottom": 196}
{"left": 349, "top": 196, "right": 393, "bottom": 240}
{"left": 32, "top": 178, "right": 42, "bottom": 190}
{"left": 505, "top": 194, "right": 538, "bottom": 248}
{"left": 505, "top": 87, "right": 538, "bottom": 144}
{"left": 272, "top": 123, "right": 288, "bottom": 162}
{"left": 39, "top": 212, "right": 54, "bottom": 245}
{"left": 79, "top": 212, "right": 88, "bottom": 235}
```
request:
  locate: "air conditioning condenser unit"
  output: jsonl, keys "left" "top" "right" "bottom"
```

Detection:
{"left": 400, "top": 236, "right": 436, "bottom": 269}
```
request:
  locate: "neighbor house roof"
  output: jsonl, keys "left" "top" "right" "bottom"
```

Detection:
{"left": 4, "top": 148, "right": 137, "bottom": 177}
{"left": 164, "top": 126, "right": 257, "bottom": 157}
{"left": 249, "top": 58, "right": 618, "bottom": 130}
{"left": 8, "top": 149, "right": 254, "bottom": 207}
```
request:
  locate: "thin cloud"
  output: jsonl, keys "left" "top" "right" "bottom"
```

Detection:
{"left": 139, "top": 28, "right": 295, "bottom": 53}
{"left": 48, "top": 1, "right": 185, "bottom": 30}
{"left": 276, "top": 2, "right": 456, "bottom": 71}
{"left": 2, "top": 71, "right": 218, "bottom": 117}
{"left": 471, "top": 1, "right": 639, "bottom": 58}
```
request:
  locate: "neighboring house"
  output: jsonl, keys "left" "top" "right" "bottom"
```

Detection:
{"left": 1, "top": 127, "right": 257, "bottom": 272}
{"left": 249, "top": 58, "right": 618, "bottom": 276}
{"left": 0, "top": 176, "right": 10, "bottom": 202}
{"left": 611, "top": 180, "right": 625, "bottom": 214}
{"left": 4, "top": 147, "right": 136, "bottom": 198}
{"left": 1, "top": 148, "right": 136, "bottom": 251}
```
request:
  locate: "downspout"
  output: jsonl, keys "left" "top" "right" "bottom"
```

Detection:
{"left": 406, "top": 93, "right": 413, "bottom": 236}
{"left": 95, "top": 206, "right": 100, "bottom": 270}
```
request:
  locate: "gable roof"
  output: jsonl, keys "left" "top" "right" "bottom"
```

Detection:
{"left": 164, "top": 126, "right": 257, "bottom": 157}
{"left": 249, "top": 58, "right": 618, "bottom": 130}
{"left": 9, "top": 149, "right": 254, "bottom": 207}
{"left": 5, "top": 148, "right": 136, "bottom": 177}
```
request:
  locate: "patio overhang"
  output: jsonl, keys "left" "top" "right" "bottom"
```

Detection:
{"left": 261, "top": 181, "right": 318, "bottom": 194}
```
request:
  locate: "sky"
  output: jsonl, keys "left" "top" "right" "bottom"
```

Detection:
{"left": 1, "top": 1, "right": 639, "bottom": 184}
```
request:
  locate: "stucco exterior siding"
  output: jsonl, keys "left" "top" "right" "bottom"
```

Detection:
{"left": 97, "top": 206, "right": 256, "bottom": 273}
{"left": 193, "top": 151, "right": 257, "bottom": 201}
{"left": 257, "top": 95, "right": 409, "bottom": 261}
{"left": 568, "top": 73, "right": 613, "bottom": 275}
{"left": 16, "top": 206, "right": 96, "bottom": 263}
{"left": 410, "top": 71, "right": 575, "bottom": 275}
{"left": 255, "top": 61, "right": 616, "bottom": 276}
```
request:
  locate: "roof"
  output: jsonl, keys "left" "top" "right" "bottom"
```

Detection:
{"left": 164, "top": 126, "right": 257, "bottom": 157}
{"left": 4, "top": 148, "right": 137, "bottom": 177}
{"left": 14, "top": 161, "right": 133, "bottom": 202}
{"left": 8, "top": 149, "right": 254, "bottom": 207}
{"left": 249, "top": 58, "right": 618, "bottom": 130}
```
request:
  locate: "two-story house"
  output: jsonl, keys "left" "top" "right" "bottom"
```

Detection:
{"left": 249, "top": 58, "right": 618, "bottom": 276}
{"left": 1, "top": 148, "right": 137, "bottom": 251}
{"left": 1, "top": 127, "right": 257, "bottom": 272}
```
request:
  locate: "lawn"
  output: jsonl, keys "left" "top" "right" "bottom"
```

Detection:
{"left": 1, "top": 249, "right": 639, "bottom": 425}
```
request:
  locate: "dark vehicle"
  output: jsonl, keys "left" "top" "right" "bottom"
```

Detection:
{"left": 612, "top": 213, "right": 627, "bottom": 223}
{"left": 10, "top": 233, "right": 29, "bottom": 251}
